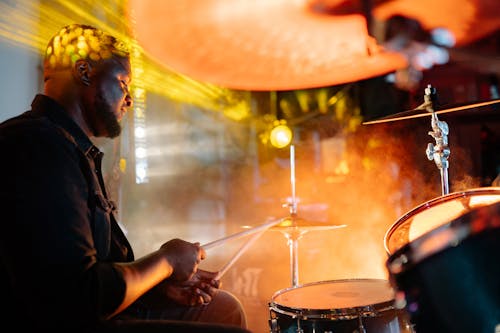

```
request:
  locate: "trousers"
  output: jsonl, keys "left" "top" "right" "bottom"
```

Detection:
{"left": 104, "top": 290, "right": 250, "bottom": 333}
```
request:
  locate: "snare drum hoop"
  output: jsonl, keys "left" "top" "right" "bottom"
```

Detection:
{"left": 269, "top": 279, "right": 396, "bottom": 320}
{"left": 387, "top": 199, "right": 500, "bottom": 275}
{"left": 384, "top": 187, "right": 500, "bottom": 255}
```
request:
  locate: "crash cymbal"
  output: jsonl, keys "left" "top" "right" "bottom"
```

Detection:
{"left": 270, "top": 216, "right": 347, "bottom": 231}
{"left": 362, "top": 98, "right": 500, "bottom": 125}
{"left": 128, "top": 0, "right": 407, "bottom": 91}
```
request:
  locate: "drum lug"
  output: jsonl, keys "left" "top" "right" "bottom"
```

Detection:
{"left": 269, "top": 318, "right": 279, "bottom": 333}
{"left": 357, "top": 326, "right": 367, "bottom": 332}
{"left": 295, "top": 318, "right": 304, "bottom": 333}
{"left": 355, "top": 317, "right": 367, "bottom": 333}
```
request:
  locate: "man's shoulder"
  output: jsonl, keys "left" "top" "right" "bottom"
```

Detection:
{"left": 0, "top": 111, "right": 69, "bottom": 149}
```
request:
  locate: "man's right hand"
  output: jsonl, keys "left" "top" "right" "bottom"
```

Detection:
{"left": 159, "top": 238, "right": 206, "bottom": 282}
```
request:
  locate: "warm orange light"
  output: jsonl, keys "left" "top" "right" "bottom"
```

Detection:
{"left": 128, "top": 0, "right": 408, "bottom": 91}
{"left": 269, "top": 124, "right": 293, "bottom": 149}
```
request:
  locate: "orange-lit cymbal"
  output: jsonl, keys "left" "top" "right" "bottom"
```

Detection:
{"left": 128, "top": 0, "right": 407, "bottom": 91}
{"left": 270, "top": 216, "right": 347, "bottom": 231}
{"left": 362, "top": 98, "right": 500, "bottom": 125}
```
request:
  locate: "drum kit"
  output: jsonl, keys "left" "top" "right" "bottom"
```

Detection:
{"left": 203, "top": 86, "right": 500, "bottom": 332}
{"left": 264, "top": 85, "right": 500, "bottom": 333}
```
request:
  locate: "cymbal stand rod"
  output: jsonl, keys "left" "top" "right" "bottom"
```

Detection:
{"left": 288, "top": 144, "right": 301, "bottom": 287}
{"left": 424, "top": 85, "right": 451, "bottom": 195}
{"left": 289, "top": 144, "right": 297, "bottom": 215}
{"left": 283, "top": 229, "right": 304, "bottom": 287}
{"left": 289, "top": 235, "right": 299, "bottom": 287}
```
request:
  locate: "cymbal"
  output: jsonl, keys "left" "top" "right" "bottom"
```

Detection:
{"left": 128, "top": 0, "right": 407, "bottom": 91}
{"left": 270, "top": 216, "right": 347, "bottom": 231}
{"left": 363, "top": 98, "right": 500, "bottom": 125}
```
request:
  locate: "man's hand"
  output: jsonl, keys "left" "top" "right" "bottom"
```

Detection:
{"left": 142, "top": 269, "right": 221, "bottom": 307}
{"left": 159, "top": 239, "right": 205, "bottom": 282}
{"left": 164, "top": 269, "right": 220, "bottom": 306}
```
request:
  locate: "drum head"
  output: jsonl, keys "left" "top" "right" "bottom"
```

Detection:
{"left": 270, "top": 279, "right": 396, "bottom": 319}
{"left": 384, "top": 187, "right": 500, "bottom": 255}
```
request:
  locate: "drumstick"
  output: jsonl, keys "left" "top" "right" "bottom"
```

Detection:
{"left": 202, "top": 217, "right": 282, "bottom": 250}
{"left": 215, "top": 227, "right": 266, "bottom": 280}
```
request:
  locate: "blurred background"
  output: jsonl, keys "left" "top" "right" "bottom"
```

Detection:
{"left": 1, "top": 1, "right": 499, "bottom": 332}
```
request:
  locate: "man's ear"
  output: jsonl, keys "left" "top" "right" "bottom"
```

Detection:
{"left": 73, "top": 59, "right": 92, "bottom": 86}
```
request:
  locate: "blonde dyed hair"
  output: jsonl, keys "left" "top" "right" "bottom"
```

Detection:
{"left": 44, "top": 24, "right": 129, "bottom": 71}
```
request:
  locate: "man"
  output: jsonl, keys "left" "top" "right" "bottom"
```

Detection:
{"left": 0, "top": 24, "right": 249, "bottom": 333}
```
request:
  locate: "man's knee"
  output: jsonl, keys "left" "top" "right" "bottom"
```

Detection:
{"left": 208, "top": 290, "right": 247, "bottom": 328}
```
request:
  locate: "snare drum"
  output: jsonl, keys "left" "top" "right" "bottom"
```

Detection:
{"left": 268, "top": 279, "right": 413, "bottom": 333}
{"left": 386, "top": 189, "right": 500, "bottom": 333}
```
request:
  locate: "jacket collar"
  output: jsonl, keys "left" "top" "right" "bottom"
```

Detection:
{"left": 31, "top": 94, "right": 101, "bottom": 158}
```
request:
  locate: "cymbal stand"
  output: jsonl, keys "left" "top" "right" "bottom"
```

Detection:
{"left": 424, "top": 85, "right": 450, "bottom": 195}
{"left": 282, "top": 144, "right": 305, "bottom": 287}
{"left": 281, "top": 214, "right": 308, "bottom": 288}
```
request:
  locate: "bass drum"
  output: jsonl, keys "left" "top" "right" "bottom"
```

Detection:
{"left": 268, "top": 279, "right": 413, "bottom": 333}
{"left": 384, "top": 187, "right": 500, "bottom": 255}
{"left": 386, "top": 190, "right": 500, "bottom": 333}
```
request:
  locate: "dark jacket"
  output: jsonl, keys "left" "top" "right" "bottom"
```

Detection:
{"left": 0, "top": 94, "right": 133, "bottom": 331}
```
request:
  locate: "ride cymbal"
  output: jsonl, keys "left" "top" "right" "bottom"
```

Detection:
{"left": 270, "top": 216, "right": 347, "bottom": 231}
{"left": 362, "top": 98, "right": 500, "bottom": 125}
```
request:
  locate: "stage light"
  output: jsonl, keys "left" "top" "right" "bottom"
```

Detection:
{"left": 135, "top": 161, "right": 148, "bottom": 184}
{"left": 269, "top": 123, "right": 293, "bottom": 149}
{"left": 134, "top": 126, "right": 146, "bottom": 139}
{"left": 431, "top": 27, "right": 456, "bottom": 47}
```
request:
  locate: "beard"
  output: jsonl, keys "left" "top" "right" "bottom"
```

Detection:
{"left": 94, "top": 93, "right": 122, "bottom": 138}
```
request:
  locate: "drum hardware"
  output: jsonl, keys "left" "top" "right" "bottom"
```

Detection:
{"left": 206, "top": 144, "right": 344, "bottom": 283}
{"left": 273, "top": 214, "right": 346, "bottom": 288}
{"left": 284, "top": 144, "right": 301, "bottom": 287}
{"left": 423, "top": 85, "right": 450, "bottom": 196}
{"left": 357, "top": 316, "right": 368, "bottom": 333}
{"left": 365, "top": 84, "right": 451, "bottom": 196}
{"left": 269, "top": 318, "right": 280, "bottom": 333}
{"left": 362, "top": 84, "right": 500, "bottom": 333}
{"left": 274, "top": 145, "right": 346, "bottom": 287}
{"left": 363, "top": 86, "right": 500, "bottom": 195}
